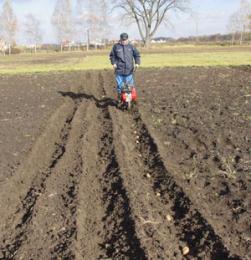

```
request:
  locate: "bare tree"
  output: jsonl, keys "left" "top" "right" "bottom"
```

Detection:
{"left": 112, "top": 0, "right": 188, "bottom": 47}
{"left": 0, "top": 0, "right": 17, "bottom": 54}
{"left": 249, "top": 14, "right": 251, "bottom": 31}
{"left": 77, "top": 0, "right": 110, "bottom": 49}
{"left": 24, "top": 14, "right": 42, "bottom": 53}
{"left": 75, "top": 0, "right": 96, "bottom": 50}
{"left": 227, "top": 13, "right": 241, "bottom": 45}
{"left": 86, "top": 0, "right": 102, "bottom": 45}
{"left": 51, "top": 0, "right": 74, "bottom": 51}
{"left": 228, "top": 0, "right": 251, "bottom": 45}
{"left": 99, "top": 0, "right": 111, "bottom": 44}
{"left": 75, "top": 0, "right": 87, "bottom": 44}
{"left": 190, "top": 12, "right": 199, "bottom": 42}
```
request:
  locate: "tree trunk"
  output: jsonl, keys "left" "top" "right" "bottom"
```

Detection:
{"left": 8, "top": 44, "right": 11, "bottom": 55}
{"left": 61, "top": 43, "right": 63, "bottom": 52}
{"left": 144, "top": 37, "right": 151, "bottom": 48}
{"left": 87, "top": 29, "right": 90, "bottom": 51}
{"left": 231, "top": 33, "right": 235, "bottom": 45}
{"left": 35, "top": 43, "right": 37, "bottom": 53}
{"left": 144, "top": 28, "right": 151, "bottom": 48}
{"left": 240, "top": 25, "right": 246, "bottom": 45}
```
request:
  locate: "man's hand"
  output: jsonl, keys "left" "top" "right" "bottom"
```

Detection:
{"left": 113, "top": 64, "right": 117, "bottom": 70}
{"left": 134, "top": 64, "right": 139, "bottom": 72}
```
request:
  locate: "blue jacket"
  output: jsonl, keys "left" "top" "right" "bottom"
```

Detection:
{"left": 110, "top": 42, "right": 141, "bottom": 75}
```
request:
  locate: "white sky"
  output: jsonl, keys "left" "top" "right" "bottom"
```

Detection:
{"left": 0, "top": 0, "right": 247, "bottom": 43}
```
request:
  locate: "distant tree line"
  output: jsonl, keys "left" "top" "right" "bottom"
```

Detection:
{"left": 228, "top": 0, "right": 251, "bottom": 45}
{"left": 0, "top": 0, "right": 251, "bottom": 55}
{"left": 0, "top": 0, "right": 189, "bottom": 54}
{"left": 177, "top": 33, "right": 251, "bottom": 44}
{"left": 0, "top": 0, "right": 43, "bottom": 54}
{"left": 0, "top": 0, "right": 110, "bottom": 54}
{"left": 0, "top": 0, "right": 17, "bottom": 54}
{"left": 51, "top": 0, "right": 110, "bottom": 51}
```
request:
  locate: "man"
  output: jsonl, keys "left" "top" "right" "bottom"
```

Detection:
{"left": 109, "top": 33, "right": 141, "bottom": 103}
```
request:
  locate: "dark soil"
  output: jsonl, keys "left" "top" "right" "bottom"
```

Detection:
{"left": 0, "top": 67, "right": 250, "bottom": 259}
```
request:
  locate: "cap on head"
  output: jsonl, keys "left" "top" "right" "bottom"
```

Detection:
{"left": 120, "top": 33, "right": 128, "bottom": 41}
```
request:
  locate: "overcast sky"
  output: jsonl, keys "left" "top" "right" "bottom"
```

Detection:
{"left": 0, "top": 0, "right": 247, "bottom": 43}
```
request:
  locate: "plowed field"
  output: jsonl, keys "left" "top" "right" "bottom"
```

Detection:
{"left": 0, "top": 67, "right": 250, "bottom": 259}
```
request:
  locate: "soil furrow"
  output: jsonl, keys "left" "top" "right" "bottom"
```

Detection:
{"left": 102, "top": 73, "right": 183, "bottom": 259}
{"left": 108, "top": 111, "right": 183, "bottom": 259}
{"left": 101, "top": 71, "right": 242, "bottom": 259}
{"left": 74, "top": 101, "right": 106, "bottom": 259}
{"left": 140, "top": 114, "right": 251, "bottom": 257}
{"left": 97, "top": 105, "right": 146, "bottom": 259}
{"left": 0, "top": 98, "right": 77, "bottom": 259}
{"left": 0, "top": 103, "right": 79, "bottom": 259}
{"left": 93, "top": 72, "right": 146, "bottom": 259}
{"left": 47, "top": 102, "right": 88, "bottom": 259}
{"left": 7, "top": 100, "right": 89, "bottom": 260}
{"left": 0, "top": 79, "right": 91, "bottom": 259}
{"left": 17, "top": 105, "right": 77, "bottom": 227}
{"left": 131, "top": 108, "right": 241, "bottom": 259}
{"left": 1, "top": 69, "right": 249, "bottom": 259}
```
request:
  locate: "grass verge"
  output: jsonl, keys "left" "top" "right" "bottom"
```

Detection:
{"left": 0, "top": 51, "right": 250, "bottom": 74}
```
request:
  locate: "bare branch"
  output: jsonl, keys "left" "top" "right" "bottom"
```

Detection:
{"left": 24, "top": 14, "right": 42, "bottom": 47}
{"left": 112, "top": 0, "right": 188, "bottom": 47}
{"left": 227, "top": 0, "right": 251, "bottom": 44}
{"left": 51, "top": 0, "right": 74, "bottom": 46}
{"left": 0, "top": 0, "right": 17, "bottom": 48}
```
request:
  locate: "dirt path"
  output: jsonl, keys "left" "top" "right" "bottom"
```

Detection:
{"left": 0, "top": 70, "right": 249, "bottom": 259}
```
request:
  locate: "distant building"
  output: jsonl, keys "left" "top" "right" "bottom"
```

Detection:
{"left": 151, "top": 37, "right": 174, "bottom": 43}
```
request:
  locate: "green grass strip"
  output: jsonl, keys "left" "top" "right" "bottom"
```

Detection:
{"left": 0, "top": 51, "right": 250, "bottom": 74}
